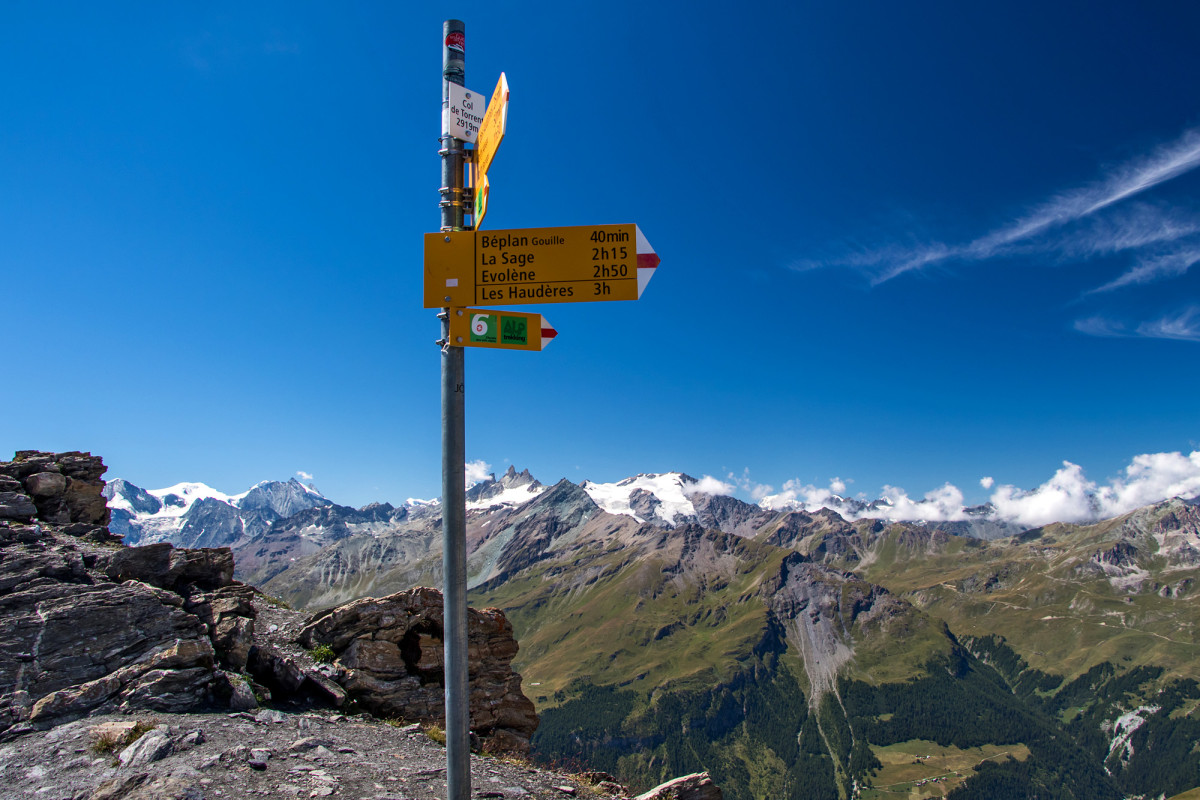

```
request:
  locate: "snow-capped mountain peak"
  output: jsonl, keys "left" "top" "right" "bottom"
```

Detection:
{"left": 582, "top": 472, "right": 703, "bottom": 527}
{"left": 466, "top": 465, "right": 546, "bottom": 511}
{"left": 236, "top": 477, "right": 329, "bottom": 518}
{"left": 105, "top": 478, "right": 163, "bottom": 516}
{"left": 104, "top": 477, "right": 331, "bottom": 548}
{"left": 148, "top": 482, "right": 236, "bottom": 516}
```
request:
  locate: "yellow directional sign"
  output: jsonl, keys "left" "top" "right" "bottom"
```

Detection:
{"left": 473, "top": 173, "right": 489, "bottom": 230}
{"left": 475, "top": 73, "right": 508, "bottom": 179}
{"left": 472, "top": 73, "right": 507, "bottom": 229}
{"left": 447, "top": 308, "right": 556, "bottom": 351}
{"left": 424, "top": 223, "right": 660, "bottom": 308}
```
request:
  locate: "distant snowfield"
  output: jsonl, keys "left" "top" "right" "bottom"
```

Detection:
{"left": 581, "top": 473, "right": 697, "bottom": 526}
{"left": 104, "top": 481, "right": 230, "bottom": 517}
{"left": 467, "top": 483, "right": 545, "bottom": 511}
{"left": 153, "top": 482, "right": 242, "bottom": 513}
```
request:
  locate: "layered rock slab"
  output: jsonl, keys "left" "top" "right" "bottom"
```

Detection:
{"left": 0, "top": 451, "right": 253, "bottom": 736}
{"left": 299, "top": 586, "right": 540, "bottom": 751}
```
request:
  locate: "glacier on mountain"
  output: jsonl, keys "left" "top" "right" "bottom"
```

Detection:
{"left": 104, "top": 476, "right": 331, "bottom": 548}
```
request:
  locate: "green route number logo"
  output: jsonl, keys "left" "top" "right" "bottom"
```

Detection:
{"left": 471, "top": 313, "right": 529, "bottom": 346}
{"left": 470, "top": 313, "right": 496, "bottom": 343}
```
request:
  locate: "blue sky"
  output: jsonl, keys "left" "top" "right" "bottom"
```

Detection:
{"left": 4, "top": 2, "right": 1199, "bottom": 513}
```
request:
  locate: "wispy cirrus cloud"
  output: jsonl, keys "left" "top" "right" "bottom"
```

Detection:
{"left": 1074, "top": 306, "right": 1200, "bottom": 341}
{"left": 1051, "top": 203, "right": 1200, "bottom": 261}
{"left": 1073, "top": 315, "right": 1129, "bottom": 338}
{"left": 811, "top": 127, "right": 1200, "bottom": 290}
{"left": 1087, "top": 246, "right": 1200, "bottom": 294}
{"left": 1135, "top": 306, "right": 1200, "bottom": 341}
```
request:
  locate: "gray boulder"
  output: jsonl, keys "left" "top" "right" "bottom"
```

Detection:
{"left": 635, "top": 772, "right": 723, "bottom": 800}
{"left": 299, "top": 586, "right": 539, "bottom": 752}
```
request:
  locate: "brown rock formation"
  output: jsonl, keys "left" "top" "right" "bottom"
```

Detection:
{"left": 2, "top": 450, "right": 110, "bottom": 527}
{"left": 299, "top": 586, "right": 540, "bottom": 752}
{"left": 634, "top": 771, "right": 723, "bottom": 800}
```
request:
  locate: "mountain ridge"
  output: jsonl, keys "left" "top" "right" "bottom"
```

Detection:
{"left": 101, "top": 465, "right": 1200, "bottom": 799}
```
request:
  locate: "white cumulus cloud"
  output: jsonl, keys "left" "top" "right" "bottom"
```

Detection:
{"left": 876, "top": 483, "right": 967, "bottom": 522}
{"left": 964, "top": 451, "right": 1200, "bottom": 527}
{"left": 1098, "top": 450, "right": 1200, "bottom": 513}
{"left": 755, "top": 449, "right": 1200, "bottom": 529}
{"left": 296, "top": 471, "right": 314, "bottom": 481}
{"left": 464, "top": 459, "right": 492, "bottom": 488}
{"left": 750, "top": 483, "right": 775, "bottom": 502}
{"left": 683, "top": 475, "right": 736, "bottom": 496}
{"left": 757, "top": 478, "right": 853, "bottom": 512}
{"left": 989, "top": 462, "right": 1103, "bottom": 527}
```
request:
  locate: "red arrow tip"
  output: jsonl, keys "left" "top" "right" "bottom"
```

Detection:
{"left": 541, "top": 327, "right": 557, "bottom": 340}
{"left": 637, "top": 252, "right": 660, "bottom": 270}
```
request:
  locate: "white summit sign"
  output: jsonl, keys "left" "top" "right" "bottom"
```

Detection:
{"left": 442, "top": 81, "right": 483, "bottom": 143}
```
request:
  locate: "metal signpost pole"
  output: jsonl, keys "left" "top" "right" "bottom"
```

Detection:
{"left": 438, "top": 18, "right": 470, "bottom": 800}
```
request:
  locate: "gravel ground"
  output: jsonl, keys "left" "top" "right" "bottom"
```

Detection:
{"left": 0, "top": 707, "right": 629, "bottom": 800}
{"left": 0, "top": 594, "right": 631, "bottom": 800}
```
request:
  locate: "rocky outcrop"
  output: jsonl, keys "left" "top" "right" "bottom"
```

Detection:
{"left": 628, "top": 487, "right": 663, "bottom": 522}
{"left": 762, "top": 553, "right": 912, "bottom": 701}
{"left": 690, "top": 492, "right": 778, "bottom": 538}
{"left": 1, "top": 450, "right": 541, "bottom": 761}
{"left": 0, "top": 450, "right": 112, "bottom": 536}
{"left": 0, "top": 452, "right": 254, "bottom": 738}
{"left": 298, "top": 586, "right": 539, "bottom": 752}
{"left": 759, "top": 508, "right": 857, "bottom": 552}
{"left": 634, "top": 771, "right": 723, "bottom": 800}
{"left": 1093, "top": 540, "right": 1141, "bottom": 569}
{"left": 492, "top": 479, "right": 600, "bottom": 578}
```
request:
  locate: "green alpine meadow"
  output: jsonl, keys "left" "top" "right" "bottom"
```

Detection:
{"left": 228, "top": 473, "right": 1200, "bottom": 799}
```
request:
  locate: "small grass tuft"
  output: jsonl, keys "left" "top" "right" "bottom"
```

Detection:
{"left": 90, "top": 720, "right": 157, "bottom": 756}
{"left": 260, "top": 593, "right": 292, "bottom": 610}
{"left": 309, "top": 643, "right": 336, "bottom": 664}
{"left": 488, "top": 749, "right": 535, "bottom": 766}
{"left": 421, "top": 723, "right": 447, "bottom": 745}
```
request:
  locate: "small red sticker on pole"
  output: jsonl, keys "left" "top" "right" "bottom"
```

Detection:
{"left": 446, "top": 31, "right": 465, "bottom": 52}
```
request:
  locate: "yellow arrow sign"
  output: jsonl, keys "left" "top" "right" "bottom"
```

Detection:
{"left": 475, "top": 72, "right": 508, "bottom": 181}
{"left": 472, "top": 73, "right": 507, "bottom": 229}
{"left": 447, "top": 308, "right": 556, "bottom": 351}
{"left": 474, "top": 173, "right": 489, "bottom": 230}
{"left": 424, "top": 224, "right": 660, "bottom": 308}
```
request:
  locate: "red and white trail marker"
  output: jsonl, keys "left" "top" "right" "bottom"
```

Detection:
{"left": 635, "top": 225, "right": 660, "bottom": 299}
